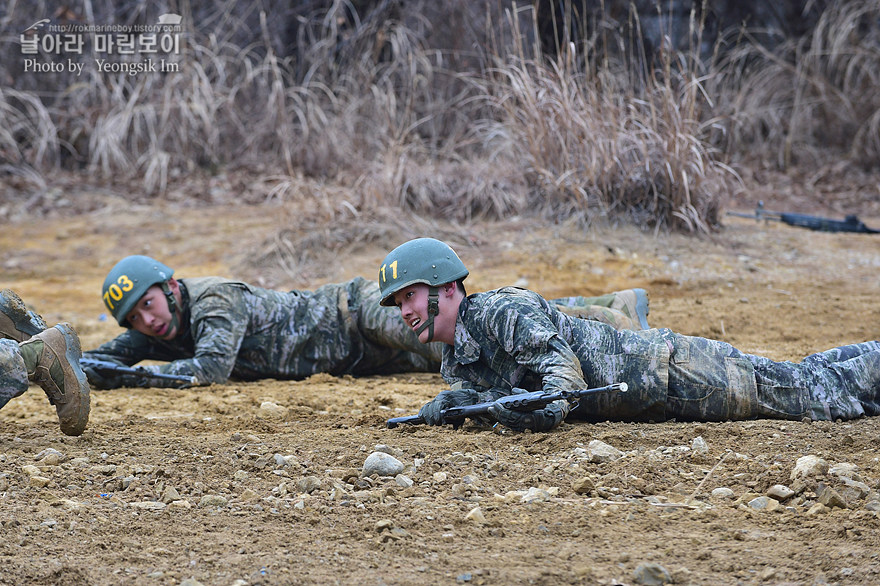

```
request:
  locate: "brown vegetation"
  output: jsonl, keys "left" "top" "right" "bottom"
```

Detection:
{"left": 2, "top": 1, "right": 879, "bottom": 238}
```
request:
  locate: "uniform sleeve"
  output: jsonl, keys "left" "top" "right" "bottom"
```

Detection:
{"left": 83, "top": 330, "right": 162, "bottom": 366}
{"left": 483, "top": 294, "right": 588, "bottom": 394}
{"left": 83, "top": 331, "right": 188, "bottom": 389}
{"left": 155, "top": 286, "right": 249, "bottom": 384}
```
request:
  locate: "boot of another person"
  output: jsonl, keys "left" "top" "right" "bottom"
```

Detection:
{"left": 610, "top": 288, "right": 650, "bottom": 330}
{"left": 19, "top": 323, "right": 91, "bottom": 436}
{"left": 0, "top": 289, "right": 47, "bottom": 342}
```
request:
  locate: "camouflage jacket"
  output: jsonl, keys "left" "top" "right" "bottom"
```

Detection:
{"left": 84, "top": 276, "right": 420, "bottom": 387}
{"left": 441, "top": 287, "right": 672, "bottom": 422}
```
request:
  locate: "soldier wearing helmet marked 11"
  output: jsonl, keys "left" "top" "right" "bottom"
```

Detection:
{"left": 379, "top": 237, "right": 880, "bottom": 432}
{"left": 83, "top": 253, "right": 652, "bottom": 390}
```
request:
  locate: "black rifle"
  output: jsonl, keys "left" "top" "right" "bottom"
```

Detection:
{"left": 79, "top": 357, "right": 197, "bottom": 387}
{"left": 386, "top": 382, "right": 627, "bottom": 429}
{"left": 727, "top": 201, "right": 879, "bottom": 234}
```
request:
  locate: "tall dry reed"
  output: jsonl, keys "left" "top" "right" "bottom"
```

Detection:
{"left": 1, "top": 1, "right": 876, "bottom": 235}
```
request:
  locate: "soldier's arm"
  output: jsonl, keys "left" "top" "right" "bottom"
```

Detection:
{"left": 484, "top": 294, "right": 589, "bottom": 394}
{"left": 157, "top": 287, "right": 249, "bottom": 385}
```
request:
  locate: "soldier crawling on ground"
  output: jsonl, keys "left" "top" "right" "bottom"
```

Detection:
{"left": 79, "top": 255, "right": 651, "bottom": 389}
{"left": 377, "top": 238, "right": 880, "bottom": 432}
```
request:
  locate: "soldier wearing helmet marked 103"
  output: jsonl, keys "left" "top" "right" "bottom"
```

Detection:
{"left": 102, "top": 255, "right": 179, "bottom": 329}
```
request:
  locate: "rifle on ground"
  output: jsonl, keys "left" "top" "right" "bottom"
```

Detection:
{"left": 79, "top": 357, "right": 197, "bottom": 387}
{"left": 727, "top": 201, "right": 879, "bottom": 234}
{"left": 386, "top": 382, "right": 627, "bottom": 429}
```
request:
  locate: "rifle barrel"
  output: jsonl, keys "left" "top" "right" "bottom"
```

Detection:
{"left": 386, "top": 415, "right": 425, "bottom": 429}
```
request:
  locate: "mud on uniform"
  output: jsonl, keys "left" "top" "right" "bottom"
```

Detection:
{"left": 442, "top": 287, "right": 880, "bottom": 422}
{"left": 84, "top": 276, "right": 445, "bottom": 388}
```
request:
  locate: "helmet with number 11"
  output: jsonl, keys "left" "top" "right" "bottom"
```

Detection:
{"left": 378, "top": 238, "right": 468, "bottom": 341}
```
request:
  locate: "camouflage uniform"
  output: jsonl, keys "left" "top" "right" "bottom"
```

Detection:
{"left": 0, "top": 339, "right": 29, "bottom": 409}
{"left": 84, "top": 276, "right": 445, "bottom": 388}
{"left": 442, "top": 287, "right": 880, "bottom": 422}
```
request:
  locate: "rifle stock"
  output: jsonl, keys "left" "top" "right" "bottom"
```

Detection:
{"left": 386, "top": 382, "right": 627, "bottom": 429}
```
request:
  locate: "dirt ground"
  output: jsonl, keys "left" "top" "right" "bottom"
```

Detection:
{"left": 2, "top": 176, "right": 880, "bottom": 586}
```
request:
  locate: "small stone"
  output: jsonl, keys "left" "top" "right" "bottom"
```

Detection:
{"left": 633, "top": 562, "right": 672, "bottom": 585}
{"left": 297, "top": 476, "right": 322, "bottom": 494}
{"left": 35, "top": 448, "right": 65, "bottom": 466}
{"left": 130, "top": 501, "right": 166, "bottom": 511}
{"left": 239, "top": 489, "right": 260, "bottom": 502}
{"left": 521, "top": 487, "right": 552, "bottom": 503}
{"left": 198, "top": 494, "right": 228, "bottom": 508}
{"left": 817, "top": 485, "right": 848, "bottom": 509}
{"left": 791, "top": 455, "right": 828, "bottom": 481}
{"left": 258, "top": 401, "right": 288, "bottom": 419}
{"left": 747, "top": 496, "right": 781, "bottom": 511}
{"left": 767, "top": 484, "right": 794, "bottom": 500}
{"left": 711, "top": 487, "right": 735, "bottom": 499}
{"left": 572, "top": 477, "right": 595, "bottom": 495}
{"left": 161, "top": 486, "right": 181, "bottom": 504}
{"left": 691, "top": 436, "right": 709, "bottom": 456}
{"left": 465, "top": 507, "right": 486, "bottom": 524}
{"left": 587, "top": 440, "right": 624, "bottom": 463}
{"left": 362, "top": 452, "right": 404, "bottom": 477}
{"left": 29, "top": 476, "right": 51, "bottom": 488}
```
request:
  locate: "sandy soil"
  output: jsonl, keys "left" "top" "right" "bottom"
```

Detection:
{"left": 2, "top": 178, "right": 880, "bottom": 586}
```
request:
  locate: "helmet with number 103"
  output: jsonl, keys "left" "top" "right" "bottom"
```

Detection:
{"left": 102, "top": 255, "right": 174, "bottom": 326}
{"left": 378, "top": 238, "right": 469, "bottom": 306}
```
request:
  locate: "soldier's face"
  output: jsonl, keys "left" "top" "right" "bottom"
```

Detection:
{"left": 126, "top": 285, "right": 179, "bottom": 340}
{"left": 393, "top": 282, "right": 457, "bottom": 345}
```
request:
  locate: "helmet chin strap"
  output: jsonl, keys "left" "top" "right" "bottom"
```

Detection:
{"left": 414, "top": 286, "right": 440, "bottom": 343}
{"left": 161, "top": 281, "right": 180, "bottom": 335}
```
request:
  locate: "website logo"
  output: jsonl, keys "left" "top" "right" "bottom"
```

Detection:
{"left": 20, "top": 13, "right": 184, "bottom": 76}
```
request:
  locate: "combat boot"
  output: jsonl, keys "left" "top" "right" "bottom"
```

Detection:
{"left": 19, "top": 323, "right": 91, "bottom": 436}
{"left": 610, "top": 288, "right": 650, "bottom": 330}
{"left": 0, "top": 289, "right": 47, "bottom": 342}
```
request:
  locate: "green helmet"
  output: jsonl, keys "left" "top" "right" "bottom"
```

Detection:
{"left": 102, "top": 255, "right": 174, "bottom": 326}
{"left": 378, "top": 238, "right": 468, "bottom": 307}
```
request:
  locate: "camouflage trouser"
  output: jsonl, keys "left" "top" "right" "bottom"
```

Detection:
{"left": 0, "top": 338, "right": 29, "bottom": 410}
{"left": 661, "top": 330, "right": 880, "bottom": 421}
{"left": 553, "top": 294, "right": 638, "bottom": 330}
{"left": 349, "top": 278, "right": 445, "bottom": 375}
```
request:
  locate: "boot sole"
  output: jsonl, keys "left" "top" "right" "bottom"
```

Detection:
{"left": 0, "top": 289, "right": 47, "bottom": 342}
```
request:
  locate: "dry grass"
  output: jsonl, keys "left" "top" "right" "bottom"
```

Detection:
{"left": 710, "top": 0, "right": 880, "bottom": 170}
{"left": 1, "top": 1, "right": 878, "bottom": 238}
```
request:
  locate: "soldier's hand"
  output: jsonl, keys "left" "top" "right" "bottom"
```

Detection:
{"left": 418, "top": 389, "right": 480, "bottom": 425}
{"left": 82, "top": 366, "right": 123, "bottom": 390}
{"left": 488, "top": 398, "right": 570, "bottom": 432}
